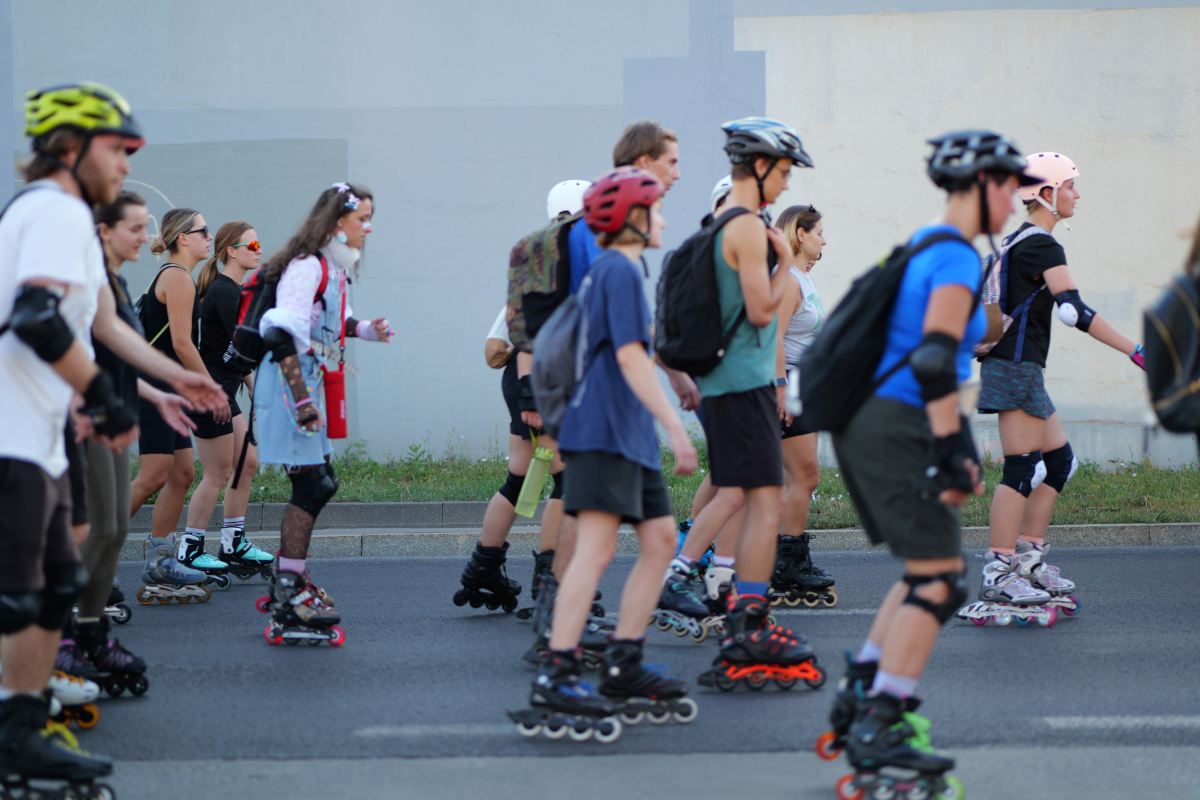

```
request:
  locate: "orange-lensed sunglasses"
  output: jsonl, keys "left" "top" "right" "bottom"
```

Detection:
{"left": 232, "top": 241, "right": 260, "bottom": 252}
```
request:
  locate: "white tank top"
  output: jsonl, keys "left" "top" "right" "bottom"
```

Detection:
{"left": 783, "top": 266, "right": 825, "bottom": 366}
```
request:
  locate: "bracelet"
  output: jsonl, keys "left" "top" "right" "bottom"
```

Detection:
{"left": 775, "top": 377, "right": 788, "bottom": 387}
{"left": 294, "top": 398, "right": 314, "bottom": 408}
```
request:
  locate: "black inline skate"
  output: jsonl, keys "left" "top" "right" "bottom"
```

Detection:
{"left": 508, "top": 650, "right": 621, "bottom": 743}
{"left": 76, "top": 618, "right": 149, "bottom": 698}
{"left": 600, "top": 639, "right": 697, "bottom": 726}
{"left": 177, "top": 532, "right": 233, "bottom": 590}
{"left": 652, "top": 559, "right": 712, "bottom": 643}
{"left": 54, "top": 635, "right": 99, "bottom": 683}
{"left": 264, "top": 570, "right": 345, "bottom": 647}
{"left": 698, "top": 594, "right": 825, "bottom": 692}
{"left": 103, "top": 582, "right": 132, "bottom": 626}
{"left": 0, "top": 694, "right": 114, "bottom": 800}
{"left": 769, "top": 534, "right": 838, "bottom": 608}
{"left": 838, "top": 693, "right": 964, "bottom": 800}
{"left": 219, "top": 527, "right": 274, "bottom": 583}
{"left": 521, "top": 575, "right": 610, "bottom": 670}
{"left": 516, "top": 549, "right": 555, "bottom": 620}
{"left": 454, "top": 542, "right": 521, "bottom": 613}
{"left": 816, "top": 650, "right": 878, "bottom": 760}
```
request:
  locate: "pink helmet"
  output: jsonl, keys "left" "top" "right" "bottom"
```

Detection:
{"left": 1017, "top": 152, "right": 1079, "bottom": 202}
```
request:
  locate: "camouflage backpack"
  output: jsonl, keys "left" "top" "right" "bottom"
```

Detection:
{"left": 506, "top": 212, "right": 579, "bottom": 350}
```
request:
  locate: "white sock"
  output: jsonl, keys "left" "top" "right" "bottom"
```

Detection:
{"left": 713, "top": 555, "right": 736, "bottom": 568}
{"left": 856, "top": 640, "right": 883, "bottom": 664}
{"left": 223, "top": 516, "right": 245, "bottom": 530}
{"left": 872, "top": 669, "right": 918, "bottom": 699}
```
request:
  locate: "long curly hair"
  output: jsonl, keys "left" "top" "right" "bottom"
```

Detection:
{"left": 261, "top": 183, "right": 373, "bottom": 282}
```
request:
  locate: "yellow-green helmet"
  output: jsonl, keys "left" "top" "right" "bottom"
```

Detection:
{"left": 24, "top": 82, "right": 145, "bottom": 153}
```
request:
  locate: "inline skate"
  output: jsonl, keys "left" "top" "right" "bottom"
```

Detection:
{"left": 75, "top": 618, "right": 149, "bottom": 698}
{"left": 1016, "top": 541, "right": 1078, "bottom": 616}
{"left": 698, "top": 594, "right": 824, "bottom": 692}
{"left": 177, "top": 532, "right": 233, "bottom": 590}
{"left": 769, "top": 534, "right": 838, "bottom": 608}
{"left": 521, "top": 574, "right": 610, "bottom": 670}
{"left": 256, "top": 554, "right": 334, "bottom": 614}
{"left": 219, "top": 527, "right": 274, "bottom": 583}
{"left": 137, "top": 537, "right": 212, "bottom": 605}
{"left": 264, "top": 570, "right": 345, "bottom": 646}
{"left": 956, "top": 551, "right": 1056, "bottom": 627}
{"left": 675, "top": 519, "right": 713, "bottom": 570}
{"left": 508, "top": 650, "right": 621, "bottom": 743}
{"left": 816, "top": 650, "right": 878, "bottom": 760}
{"left": 652, "top": 558, "right": 712, "bottom": 642}
{"left": 104, "top": 582, "right": 131, "bottom": 626}
{"left": 0, "top": 694, "right": 114, "bottom": 800}
{"left": 454, "top": 542, "right": 521, "bottom": 613}
{"left": 837, "top": 693, "right": 964, "bottom": 800}
{"left": 54, "top": 634, "right": 99, "bottom": 683}
{"left": 516, "top": 549, "right": 555, "bottom": 620}
{"left": 600, "top": 639, "right": 697, "bottom": 726}
{"left": 48, "top": 672, "right": 100, "bottom": 730}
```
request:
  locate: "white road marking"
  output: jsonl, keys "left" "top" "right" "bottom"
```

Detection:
{"left": 354, "top": 724, "right": 513, "bottom": 738}
{"left": 1044, "top": 716, "right": 1200, "bottom": 730}
{"left": 773, "top": 608, "right": 876, "bottom": 616}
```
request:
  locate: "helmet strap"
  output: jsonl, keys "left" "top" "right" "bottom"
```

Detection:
{"left": 1035, "top": 188, "right": 1071, "bottom": 231}
{"left": 979, "top": 174, "right": 997, "bottom": 257}
{"left": 754, "top": 157, "right": 779, "bottom": 214}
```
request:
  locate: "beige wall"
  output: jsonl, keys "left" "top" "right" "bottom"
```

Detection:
{"left": 737, "top": 7, "right": 1200, "bottom": 465}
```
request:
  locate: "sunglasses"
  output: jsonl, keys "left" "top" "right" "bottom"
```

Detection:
{"left": 183, "top": 226, "right": 210, "bottom": 239}
{"left": 232, "top": 241, "right": 260, "bottom": 253}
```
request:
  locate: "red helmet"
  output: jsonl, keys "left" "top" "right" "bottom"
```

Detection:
{"left": 583, "top": 166, "right": 664, "bottom": 234}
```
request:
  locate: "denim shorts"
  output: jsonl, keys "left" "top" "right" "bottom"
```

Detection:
{"left": 977, "top": 358, "right": 1056, "bottom": 420}
{"left": 253, "top": 350, "right": 333, "bottom": 468}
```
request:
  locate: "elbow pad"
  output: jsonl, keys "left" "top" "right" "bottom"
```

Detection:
{"left": 1053, "top": 290, "right": 1095, "bottom": 332}
{"left": 10, "top": 285, "right": 75, "bottom": 363}
{"left": 909, "top": 332, "right": 960, "bottom": 402}
{"left": 263, "top": 327, "right": 297, "bottom": 361}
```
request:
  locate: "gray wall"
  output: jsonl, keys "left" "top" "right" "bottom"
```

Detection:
{"left": 5, "top": 0, "right": 1196, "bottom": 465}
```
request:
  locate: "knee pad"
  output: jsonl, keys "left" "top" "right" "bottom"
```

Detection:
{"left": 497, "top": 471, "right": 525, "bottom": 506}
{"left": 0, "top": 591, "right": 42, "bottom": 635}
{"left": 549, "top": 471, "right": 564, "bottom": 501}
{"left": 1000, "top": 451, "right": 1046, "bottom": 498}
{"left": 35, "top": 562, "right": 88, "bottom": 631}
{"left": 288, "top": 463, "right": 339, "bottom": 517}
{"left": 1041, "top": 443, "right": 1078, "bottom": 493}
{"left": 901, "top": 570, "right": 969, "bottom": 625}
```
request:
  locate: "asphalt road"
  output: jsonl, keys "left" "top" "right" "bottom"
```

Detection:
{"left": 73, "top": 547, "right": 1200, "bottom": 799}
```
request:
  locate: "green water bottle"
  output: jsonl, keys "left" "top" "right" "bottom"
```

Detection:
{"left": 515, "top": 434, "right": 553, "bottom": 518}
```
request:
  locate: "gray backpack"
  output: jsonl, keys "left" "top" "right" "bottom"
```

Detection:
{"left": 530, "top": 274, "right": 593, "bottom": 439}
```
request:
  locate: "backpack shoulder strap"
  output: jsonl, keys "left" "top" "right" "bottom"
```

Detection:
{"left": 316, "top": 256, "right": 329, "bottom": 299}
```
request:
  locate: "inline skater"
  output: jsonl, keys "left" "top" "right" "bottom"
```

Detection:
{"left": 255, "top": 182, "right": 392, "bottom": 646}
{"left": 961, "top": 152, "right": 1145, "bottom": 627}
{"left": 821, "top": 130, "right": 1038, "bottom": 800}
{"left": 0, "top": 80, "right": 150, "bottom": 796}
{"left": 769, "top": 204, "right": 835, "bottom": 609}
{"left": 183, "top": 221, "right": 274, "bottom": 586}
{"left": 511, "top": 167, "right": 698, "bottom": 743}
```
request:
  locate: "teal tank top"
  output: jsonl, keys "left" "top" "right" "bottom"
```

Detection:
{"left": 695, "top": 229, "right": 778, "bottom": 398}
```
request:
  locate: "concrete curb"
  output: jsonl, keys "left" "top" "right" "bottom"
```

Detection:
{"left": 119, "top": 518, "right": 1200, "bottom": 562}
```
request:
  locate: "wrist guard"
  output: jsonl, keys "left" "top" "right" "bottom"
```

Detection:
{"left": 82, "top": 370, "right": 137, "bottom": 437}
{"left": 929, "top": 417, "right": 980, "bottom": 494}
{"left": 344, "top": 318, "right": 358, "bottom": 338}
{"left": 517, "top": 374, "right": 537, "bottom": 413}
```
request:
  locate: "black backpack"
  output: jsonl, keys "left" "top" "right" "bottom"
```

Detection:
{"left": 797, "top": 231, "right": 972, "bottom": 433}
{"left": 655, "top": 207, "right": 753, "bottom": 376}
{"left": 1144, "top": 273, "right": 1200, "bottom": 432}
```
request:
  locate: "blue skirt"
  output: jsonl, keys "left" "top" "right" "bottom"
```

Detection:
{"left": 253, "top": 351, "right": 333, "bottom": 467}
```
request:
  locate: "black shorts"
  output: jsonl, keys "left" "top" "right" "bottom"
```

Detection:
{"left": 138, "top": 379, "right": 192, "bottom": 455}
{"left": 702, "top": 385, "right": 783, "bottom": 488}
{"left": 562, "top": 451, "right": 673, "bottom": 524}
{"left": 501, "top": 358, "right": 542, "bottom": 441}
{"left": 832, "top": 395, "right": 962, "bottom": 560}
{"left": 190, "top": 377, "right": 244, "bottom": 440}
{"left": 64, "top": 420, "right": 88, "bottom": 526}
{"left": 0, "top": 459, "right": 79, "bottom": 592}
{"left": 781, "top": 414, "right": 815, "bottom": 440}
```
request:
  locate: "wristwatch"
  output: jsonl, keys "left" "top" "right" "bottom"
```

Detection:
{"left": 775, "top": 377, "right": 788, "bottom": 387}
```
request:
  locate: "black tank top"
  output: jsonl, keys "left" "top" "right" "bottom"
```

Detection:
{"left": 140, "top": 263, "right": 199, "bottom": 364}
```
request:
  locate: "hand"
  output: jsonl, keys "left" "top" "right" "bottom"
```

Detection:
{"left": 1130, "top": 344, "right": 1146, "bottom": 371}
{"left": 668, "top": 426, "right": 698, "bottom": 475}
{"left": 213, "top": 400, "right": 233, "bottom": 424}
{"left": 765, "top": 227, "right": 793, "bottom": 271}
{"left": 153, "top": 391, "right": 197, "bottom": 438}
{"left": 296, "top": 401, "right": 322, "bottom": 432}
{"left": 98, "top": 427, "right": 139, "bottom": 454}
{"left": 667, "top": 369, "right": 700, "bottom": 411}
{"left": 939, "top": 459, "right": 984, "bottom": 507}
{"left": 521, "top": 410, "right": 543, "bottom": 430}
{"left": 171, "top": 371, "right": 226, "bottom": 414}
{"left": 776, "top": 384, "right": 793, "bottom": 425}
{"left": 69, "top": 394, "right": 94, "bottom": 442}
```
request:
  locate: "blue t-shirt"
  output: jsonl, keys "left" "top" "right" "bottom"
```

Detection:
{"left": 874, "top": 224, "right": 987, "bottom": 408}
{"left": 568, "top": 217, "right": 603, "bottom": 295}
{"left": 558, "top": 250, "right": 659, "bottom": 470}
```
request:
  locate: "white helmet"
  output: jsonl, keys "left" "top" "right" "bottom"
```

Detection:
{"left": 546, "top": 180, "right": 591, "bottom": 221}
{"left": 710, "top": 175, "right": 733, "bottom": 214}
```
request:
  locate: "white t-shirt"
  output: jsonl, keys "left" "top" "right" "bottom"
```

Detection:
{"left": 486, "top": 306, "right": 511, "bottom": 344}
{"left": 0, "top": 181, "right": 106, "bottom": 478}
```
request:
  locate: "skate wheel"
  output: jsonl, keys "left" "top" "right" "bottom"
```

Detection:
{"left": 543, "top": 720, "right": 568, "bottom": 740}
{"left": 769, "top": 595, "right": 782, "bottom": 607}
{"left": 177, "top": 595, "right": 191, "bottom": 604}
{"left": 688, "top": 627, "right": 709, "bottom": 644}
{"left": 127, "top": 674, "right": 149, "bottom": 696}
{"left": 95, "top": 785, "right": 117, "bottom": 800}
{"left": 804, "top": 665, "right": 826, "bottom": 690}
{"left": 654, "top": 616, "right": 672, "bottom": 632}
{"left": 714, "top": 672, "right": 736, "bottom": 692}
{"left": 836, "top": 774, "right": 865, "bottom": 800}
{"left": 822, "top": 588, "right": 839, "bottom": 607}
{"left": 594, "top": 717, "right": 621, "bottom": 743}
{"left": 784, "top": 596, "right": 802, "bottom": 608}
{"left": 619, "top": 710, "right": 644, "bottom": 726}
{"left": 75, "top": 703, "right": 100, "bottom": 729}
{"left": 745, "top": 673, "right": 768, "bottom": 691}
{"left": 452, "top": 589, "right": 468, "bottom": 606}
{"left": 198, "top": 585, "right": 212, "bottom": 603}
{"left": 815, "top": 731, "right": 841, "bottom": 761}
{"left": 156, "top": 596, "right": 171, "bottom": 605}
{"left": 672, "top": 697, "right": 699, "bottom": 724}
{"left": 329, "top": 626, "right": 346, "bottom": 647}
{"left": 516, "top": 721, "right": 541, "bottom": 738}
{"left": 101, "top": 677, "right": 123, "bottom": 698}
{"left": 591, "top": 603, "right": 605, "bottom": 618}
{"left": 803, "top": 596, "right": 820, "bottom": 608}
{"left": 567, "top": 723, "right": 594, "bottom": 742}
{"left": 469, "top": 596, "right": 484, "bottom": 609}
{"left": 647, "top": 709, "right": 671, "bottom": 725}
{"left": 306, "top": 638, "right": 321, "bottom": 646}
{"left": 1061, "top": 599, "right": 1078, "bottom": 617}
{"left": 1016, "top": 616, "right": 1031, "bottom": 627}
{"left": 994, "top": 615, "right": 1013, "bottom": 626}
{"left": 1039, "top": 607, "right": 1058, "bottom": 627}
{"left": 942, "top": 775, "right": 966, "bottom": 800}
{"left": 256, "top": 596, "right": 272, "bottom": 613}
{"left": 284, "top": 636, "right": 300, "bottom": 645}
{"left": 516, "top": 608, "right": 533, "bottom": 621}
{"left": 774, "top": 677, "right": 797, "bottom": 691}
{"left": 264, "top": 625, "right": 284, "bottom": 645}
{"left": 971, "top": 617, "right": 988, "bottom": 626}
{"left": 113, "top": 603, "right": 132, "bottom": 624}
{"left": 212, "top": 574, "right": 232, "bottom": 591}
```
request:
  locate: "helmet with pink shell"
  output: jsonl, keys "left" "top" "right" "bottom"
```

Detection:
{"left": 1017, "top": 152, "right": 1078, "bottom": 203}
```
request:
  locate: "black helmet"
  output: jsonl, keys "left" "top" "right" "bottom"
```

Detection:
{"left": 722, "top": 117, "right": 813, "bottom": 168}
{"left": 926, "top": 130, "right": 1041, "bottom": 190}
